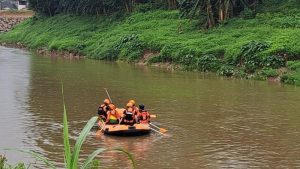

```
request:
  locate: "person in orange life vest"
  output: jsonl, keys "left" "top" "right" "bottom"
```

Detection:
{"left": 137, "top": 104, "right": 150, "bottom": 124}
{"left": 128, "top": 99, "right": 139, "bottom": 122}
{"left": 106, "top": 104, "right": 120, "bottom": 124}
{"left": 97, "top": 98, "right": 111, "bottom": 121}
{"left": 121, "top": 102, "right": 136, "bottom": 125}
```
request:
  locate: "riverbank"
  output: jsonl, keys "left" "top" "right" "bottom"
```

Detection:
{"left": 0, "top": 5, "right": 299, "bottom": 85}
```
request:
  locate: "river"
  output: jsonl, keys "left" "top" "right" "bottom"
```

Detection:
{"left": 1, "top": 46, "right": 300, "bottom": 168}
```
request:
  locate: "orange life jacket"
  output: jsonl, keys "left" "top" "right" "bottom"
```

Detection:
{"left": 138, "top": 110, "right": 150, "bottom": 124}
{"left": 106, "top": 110, "right": 119, "bottom": 124}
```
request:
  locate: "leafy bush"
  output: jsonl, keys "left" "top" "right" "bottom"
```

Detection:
{"left": 117, "top": 34, "right": 145, "bottom": 62}
{"left": 177, "top": 48, "right": 197, "bottom": 69}
{"left": 97, "top": 34, "right": 145, "bottom": 61}
{"left": 278, "top": 15, "right": 300, "bottom": 28}
{"left": 236, "top": 41, "right": 270, "bottom": 73}
{"left": 264, "top": 55, "right": 286, "bottom": 68}
{"left": 233, "top": 68, "right": 247, "bottom": 79}
{"left": 97, "top": 47, "right": 120, "bottom": 61}
{"left": 196, "top": 54, "right": 222, "bottom": 72}
{"left": 159, "top": 45, "right": 177, "bottom": 62}
{"left": 218, "top": 65, "right": 235, "bottom": 76}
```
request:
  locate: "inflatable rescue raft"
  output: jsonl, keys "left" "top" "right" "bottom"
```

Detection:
{"left": 99, "top": 123, "right": 151, "bottom": 136}
{"left": 97, "top": 108, "right": 151, "bottom": 136}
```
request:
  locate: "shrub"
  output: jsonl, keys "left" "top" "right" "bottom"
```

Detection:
{"left": 233, "top": 68, "right": 247, "bottom": 78}
{"left": 177, "top": 48, "right": 197, "bottom": 65}
{"left": 159, "top": 45, "right": 177, "bottom": 62}
{"left": 263, "top": 55, "right": 286, "bottom": 68}
{"left": 196, "top": 54, "right": 222, "bottom": 72}
{"left": 117, "top": 34, "right": 145, "bottom": 62}
{"left": 97, "top": 47, "right": 119, "bottom": 61}
{"left": 236, "top": 41, "right": 270, "bottom": 73}
{"left": 218, "top": 65, "right": 235, "bottom": 77}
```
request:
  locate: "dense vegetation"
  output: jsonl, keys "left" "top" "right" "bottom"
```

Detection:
{"left": 0, "top": 0, "right": 300, "bottom": 85}
{"left": 28, "top": 0, "right": 263, "bottom": 28}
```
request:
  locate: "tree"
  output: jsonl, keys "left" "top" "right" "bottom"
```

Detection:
{"left": 179, "top": 0, "right": 261, "bottom": 28}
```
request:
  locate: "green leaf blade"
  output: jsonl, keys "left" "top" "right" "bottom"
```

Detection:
{"left": 71, "top": 116, "right": 98, "bottom": 169}
{"left": 81, "top": 148, "right": 106, "bottom": 169}
{"left": 61, "top": 81, "right": 72, "bottom": 169}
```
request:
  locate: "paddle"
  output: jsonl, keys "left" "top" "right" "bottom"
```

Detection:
{"left": 140, "top": 123, "right": 165, "bottom": 135}
{"left": 150, "top": 114, "right": 157, "bottom": 118}
{"left": 149, "top": 123, "right": 167, "bottom": 133}
{"left": 104, "top": 88, "right": 113, "bottom": 103}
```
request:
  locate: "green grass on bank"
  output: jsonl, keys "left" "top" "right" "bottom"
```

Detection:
{"left": 1, "top": 10, "right": 299, "bottom": 59}
{"left": 0, "top": 6, "right": 300, "bottom": 85}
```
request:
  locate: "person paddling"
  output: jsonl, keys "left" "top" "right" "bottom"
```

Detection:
{"left": 121, "top": 102, "right": 136, "bottom": 125}
{"left": 106, "top": 104, "right": 120, "bottom": 124}
{"left": 137, "top": 104, "right": 150, "bottom": 124}
{"left": 97, "top": 98, "right": 111, "bottom": 121}
{"left": 128, "top": 99, "right": 139, "bottom": 122}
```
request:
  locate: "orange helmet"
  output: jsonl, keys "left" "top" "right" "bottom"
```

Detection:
{"left": 108, "top": 104, "right": 116, "bottom": 110}
{"left": 126, "top": 102, "right": 133, "bottom": 107}
{"left": 103, "top": 99, "right": 111, "bottom": 104}
{"left": 129, "top": 99, "right": 135, "bottom": 105}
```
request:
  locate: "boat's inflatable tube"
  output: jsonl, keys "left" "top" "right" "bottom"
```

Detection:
{"left": 100, "top": 123, "right": 151, "bottom": 136}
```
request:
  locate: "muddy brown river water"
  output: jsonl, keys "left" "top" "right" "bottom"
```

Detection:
{"left": 1, "top": 46, "right": 300, "bottom": 168}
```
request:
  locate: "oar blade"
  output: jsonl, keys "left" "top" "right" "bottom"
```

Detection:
{"left": 159, "top": 128, "right": 168, "bottom": 133}
{"left": 150, "top": 115, "right": 157, "bottom": 118}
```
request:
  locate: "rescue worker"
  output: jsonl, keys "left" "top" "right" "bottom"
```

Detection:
{"left": 121, "top": 102, "right": 135, "bottom": 125}
{"left": 137, "top": 104, "right": 150, "bottom": 124}
{"left": 128, "top": 99, "right": 139, "bottom": 122}
{"left": 97, "top": 98, "right": 111, "bottom": 121}
{"left": 129, "top": 99, "right": 139, "bottom": 113}
{"left": 106, "top": 104, "right": 120, "bottom": 124}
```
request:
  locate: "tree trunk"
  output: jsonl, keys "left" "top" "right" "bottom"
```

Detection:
{"left": 224, "top": 0, "right": 230, "bottom": 20}
{"left": 124, "top": 1, "right": 129, "bottom": 13}
{"left": 219, "top": 0, "right": 225, "bottom": 22}
{"left": 206, "top": 0, "right": 215, "bottom": 28}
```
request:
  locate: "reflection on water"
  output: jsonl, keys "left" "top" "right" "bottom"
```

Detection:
{"left": 1, "top": 46, "right": 300, "bottom": 168}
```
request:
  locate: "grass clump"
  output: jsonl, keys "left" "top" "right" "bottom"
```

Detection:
{"left": 287, "top": 61, "right": 300, "bottom": 71}
{"left": 0, "top": 155, "right": 26, "bottom": 169}
{"left": 281, "top": 72, "right": 300, "bottom": 86}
